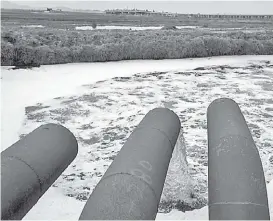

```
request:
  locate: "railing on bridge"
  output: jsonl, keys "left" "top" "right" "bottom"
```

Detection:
{"left": 104, "top": 10, "right": 273, "bottom": 19}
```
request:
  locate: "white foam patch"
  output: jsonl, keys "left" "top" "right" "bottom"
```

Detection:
{"left": 75, "top": 25, "right": 199, "bottom": 31}
{"left": 22, "top": 25, "right": 45, "bottom": 28}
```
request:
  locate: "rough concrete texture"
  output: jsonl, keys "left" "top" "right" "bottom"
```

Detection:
{"left": 79, "top": 108, "right": 181, "bottom": 220}
{"left": 207, "top": 98, "right": 270, "bottom": 220}
{"left": 1, "top": 124, "right": 78, "bottom": 220}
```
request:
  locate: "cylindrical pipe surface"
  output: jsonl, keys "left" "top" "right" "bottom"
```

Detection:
{"left": 79, "top": 108, "right": 181, "bottom": 220}
{"left": 1, "top": 123, "right": 78, "bottom": 220}
{"left": 207, "top": 98, "right": 270, "bottom": 220}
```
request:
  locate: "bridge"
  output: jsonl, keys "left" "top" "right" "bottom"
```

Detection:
{"left": 105, "top": 9, "right": 273, "bottom": 19}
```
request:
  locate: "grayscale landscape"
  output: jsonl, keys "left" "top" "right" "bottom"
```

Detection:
{"left": 1, "top": 1, "right": 273, "bottom": 219}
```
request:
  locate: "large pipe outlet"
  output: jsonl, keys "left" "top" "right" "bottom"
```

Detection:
{"left": 1, "top": 124, "right": 78, "bottom": 220}
{"left": 207, "top": 98, "right": 270, "bottom": 220}
{"left": 79, "top": 108, "right": 181, "bottom": 220}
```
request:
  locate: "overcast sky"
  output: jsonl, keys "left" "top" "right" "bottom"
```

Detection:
{"left": 5, "top": 1, "right": 273, "bottom": 14}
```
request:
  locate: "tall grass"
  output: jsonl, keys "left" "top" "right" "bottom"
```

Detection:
{"left": 1, "top": 28, "right": 273, "bottom": 66}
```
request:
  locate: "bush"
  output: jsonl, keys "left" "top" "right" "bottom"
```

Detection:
{"left": 1, "top": 42, "right": 14, "bottom": 65}
{"left": 38, "top": 46, "right": 55, "bottom": 65}
{"left": 140, "top": 40, "right": 169, "bottom": 60}
{"left": 79, "top": 45, "right": 99, "bottom": 62}
{"left": 231, "top": 39, "right": 250, "bottom": 55}
{"left": 263, "top": 40, "right": 273, "bottom": 55}
{"left": 203, "top": 37, "right": 231, "bottom": 56}
{"left": 161, "top": 25, "right": 177, "bottom": 30}
{"left": 183, "top": 37, "right": 208, "bottom": 58}
{"left": 13, "top": 45, "right": 38, "bottom": 66}
{"left": 1, "top": 27, "right": 273, "bottom": 66}
{"left": 92, "top": 22, "right": 97, "bottom": 29}
{"left": 2, "top": 31, "right": 17, "bottom": 44}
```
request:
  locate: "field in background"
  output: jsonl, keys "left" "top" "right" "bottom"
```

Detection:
{"left": 2, "top": 9, "right": 273, "bottom": 29}
{"left": 2, "top": 9, "right": 273, "bottom": 67}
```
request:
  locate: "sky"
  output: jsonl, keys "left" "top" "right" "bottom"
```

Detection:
{"left": 3, "top": 1, "right": 273, "bottom": 14}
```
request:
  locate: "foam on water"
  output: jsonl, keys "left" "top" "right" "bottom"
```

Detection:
{"left": 21, "top": 25, "right": 45, "bottom": 28}
{"left": 75, "top": 25, "right": 199, "bottom": 31}
{"left": 13, "top": 60, "right": 272, "bottom": 215}
{"left": 2, "top": 56, "right": 273, "bottom": 219}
